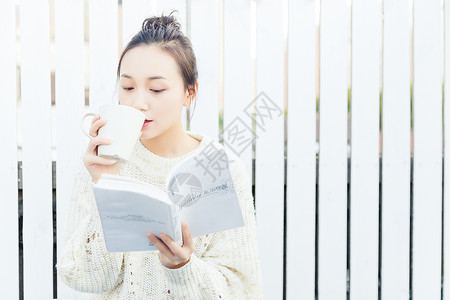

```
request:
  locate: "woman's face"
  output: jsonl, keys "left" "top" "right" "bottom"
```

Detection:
{"left": 118, "top": 45, "right": 190, "bottom": 139}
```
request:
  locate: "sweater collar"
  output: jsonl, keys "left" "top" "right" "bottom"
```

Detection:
{"left": 129, "top": 131, "right": 214, "bottom": 177}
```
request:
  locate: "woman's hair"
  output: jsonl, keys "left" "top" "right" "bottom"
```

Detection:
{"left": 116, "top": 11, "right": 198, "bottom": 112}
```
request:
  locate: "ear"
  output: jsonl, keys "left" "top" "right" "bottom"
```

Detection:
{"left": 183, "top": 81, "right": 199, "bottom": 106}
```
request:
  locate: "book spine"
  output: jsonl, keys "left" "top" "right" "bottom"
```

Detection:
{"left": 171, "top": 204, "right": 183, "bottom": 246}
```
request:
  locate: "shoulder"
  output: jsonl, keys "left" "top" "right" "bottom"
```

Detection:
{"left": 191, "top": 131, "right": 251, "bottom": 185}
{"left": 223, "top": 148, "right": 252, "bottom": 190}
{"left": 73, "top": 158, "right": 89, "bottom": 180}
{"left": 72, "top": 159, "right": 94, "bottom": 189}
{"left": 223, "top": 144, "right": 249, "bottom": 169}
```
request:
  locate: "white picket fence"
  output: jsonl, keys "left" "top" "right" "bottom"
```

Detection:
{"left": 0, "top": 0, "right": 448, "bottom": 299}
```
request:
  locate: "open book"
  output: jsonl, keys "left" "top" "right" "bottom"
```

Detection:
{"left": 92, "top": 146, "right": 245, "bottom": 252}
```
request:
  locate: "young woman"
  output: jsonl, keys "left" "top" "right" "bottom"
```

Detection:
{"left": 57, "top": 12, "right": 263, "bottom": 299}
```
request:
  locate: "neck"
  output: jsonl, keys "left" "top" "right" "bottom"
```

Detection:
{"left": 140, "top": 121, "right": 198, "bottom": 158}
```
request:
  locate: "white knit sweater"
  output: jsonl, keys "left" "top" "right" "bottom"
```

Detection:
{"left": 56, "top": 131, "right": 263, "bottom": 299}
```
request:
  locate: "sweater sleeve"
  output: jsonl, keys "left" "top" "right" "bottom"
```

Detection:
{"left": 56, "top": 160, "right": 124, "bottom": 294}
{"left": 161, "top": 152, "right": 264, "bottom": 299}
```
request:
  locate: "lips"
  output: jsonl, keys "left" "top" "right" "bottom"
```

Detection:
{"left": 142, "top": 119, "right": 153, "bottom": 128}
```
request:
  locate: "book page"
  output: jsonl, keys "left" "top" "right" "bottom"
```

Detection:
{"left": 93, "top": 187, "right": 182, "bottom": 252}
{"left": 99, "top": 174, "right": 171, "bottom": 205}
{"left": 166, "top": 146, "right": 245, "bottom": 237}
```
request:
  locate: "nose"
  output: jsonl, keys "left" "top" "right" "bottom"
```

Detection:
{"left": 132, "top": 90, "right": 149, "bottom": 112}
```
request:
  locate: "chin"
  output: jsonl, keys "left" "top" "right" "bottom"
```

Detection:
{"left": 140, "top": 129, "right": 163, "bottom": 140}
{"left": 140, "top": 132, "right": 157, "bottom": 140}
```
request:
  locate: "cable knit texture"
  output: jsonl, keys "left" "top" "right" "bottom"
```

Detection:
{"left": 57, "top": 131, "right": 263, "bottom": 299}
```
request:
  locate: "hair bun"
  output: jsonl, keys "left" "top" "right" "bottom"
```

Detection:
{"left": 142, "top": 11, "right": 181, "bottom": 32}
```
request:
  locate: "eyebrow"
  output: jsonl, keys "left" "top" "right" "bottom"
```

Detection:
{"left": 120, "top": 74, "right": 168, "bottom": 81}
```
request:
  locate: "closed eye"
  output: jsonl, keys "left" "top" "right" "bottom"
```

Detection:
{"left": 122, "top": 87, "right": 164, "bottom": 94}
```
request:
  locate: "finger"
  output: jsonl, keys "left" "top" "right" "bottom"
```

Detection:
{"left": 181, "top": 221, "right": 194, "bottom": 249}
{"left": 89, "top": 117, "right": 105, "bottom": 137}
{"left": 90, "top": 115, "right": 100, "bottom": 125}
{"left": 88, "top": 115, "right": 100, "bottom": 137}
{"left": 84, "top": 153, "right": 117, "bottom": 166}
{"left": 159, "top": 233, "right": 185, "bottom": 257}
{"left": 87, "top": 136, "right": 112, "bottom": 154}
{"left": 147, "top": 233, "right": 174, "bottom": 258}
{"left": 89, "top": 117, "right": 106, "bottom": 137}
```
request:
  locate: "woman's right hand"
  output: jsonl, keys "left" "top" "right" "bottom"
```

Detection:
{"left": 82, "top": 115, "right": 122, "bottom": 184}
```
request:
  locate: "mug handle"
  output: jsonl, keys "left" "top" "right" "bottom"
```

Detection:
{"left": 80, "top": 112, "right": 98, "bottom": 139}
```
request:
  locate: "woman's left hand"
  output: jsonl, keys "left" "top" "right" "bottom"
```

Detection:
{"left": 146, "top": 221, "right": 195, "bottom": 269}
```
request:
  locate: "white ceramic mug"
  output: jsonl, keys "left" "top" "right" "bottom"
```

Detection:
{"left": 80, "top": 104, "right": 145, "bottom": 161}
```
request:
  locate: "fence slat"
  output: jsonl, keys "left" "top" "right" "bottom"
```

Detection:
{"left": 350, "top": 0, "right": 380, "bottom": 299}
{"left": 0, "top": 0, "right": 19, "bottom": 298}
{"left": 444, "top": 0, "right": 450, "bottom": 299}
{"left": 318, "top": 0, "right": 348, "bottom": 298}
{"left": 222, "top": 0, "right": 253, "bottom": 177}
{"left": 381, "top": 1, "right": 411, "bottom": 299}
{"left": 89, "top": 0, "right": 118, "bottom": 108}
{"left": 255, "top": 0, "right": 285, "bottom": 298}
{"left": 286, "top": 0, "right": 317, "bottom": 298}
{"left": 412, "top": 0, "right": 443, "bottom": 299}
{"left": 55, "top": 0, "right": 89, "bottom": 298}
{"left": 19, "top": 0, "right": 53, "bottom": 298}
{"left": 189, "top": 0, "right": 220, "bottom": 140}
